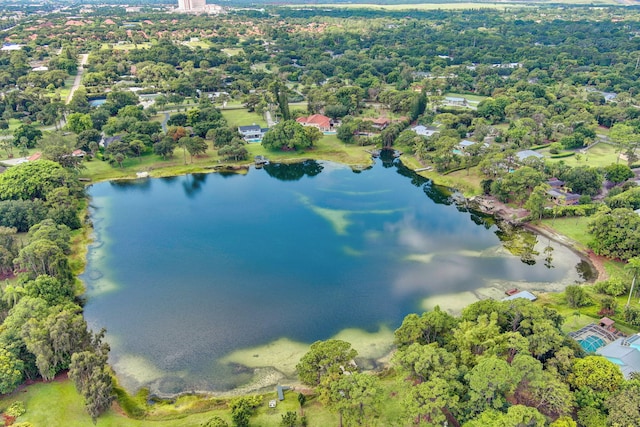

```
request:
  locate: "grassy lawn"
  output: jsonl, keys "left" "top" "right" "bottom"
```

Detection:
{"left": 221, "top": 48, "right": 243, "bottom": 57}
{"left": 79, "top": 132, "right": 374, "bottom": 183}
{"left": 443, "top": 92, "right": 487, "bottom": 107}
{"left": 221, "top": 108, "right": 267, "bottom": 128}
{"left": 540, "top": 217, "right": 591, "bottom": 249}
{"left": 182, "top": 40, "right": 212, "bottom": 49}
{"left": 544, "top": 142, "right": 620, "bottom": 168}
{"left": 1, "top": 374, "right": 413, "bottom": 426}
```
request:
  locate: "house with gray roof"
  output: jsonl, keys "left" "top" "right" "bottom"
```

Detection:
{"left": 238, "top": 125, "right": 268, "bottom": 142}
{"left": 411, "top": 125, "right": 439, "bottom": 137}
{"left": 597, "top": 334, "right": 640, "bottom": 378}
{"left": 516, "top": 150, "right": 544, "bottom": 162}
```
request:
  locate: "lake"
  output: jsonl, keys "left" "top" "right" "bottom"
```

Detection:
{"left": 82, "top": 157, "right": 591, "bottom": 395}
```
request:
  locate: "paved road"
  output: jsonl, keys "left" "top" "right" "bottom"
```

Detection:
{"left": 66, "top": 53, "right": 89, "bottom": 105}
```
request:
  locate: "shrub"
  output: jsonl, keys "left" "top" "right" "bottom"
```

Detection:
{"left": 594, "top": 278, "right": 628, "bottom": 297}
{"left": 5, "top": 401, "right": 26, "bottom": 418}
{"left": 624, "top": 305, "right": 640, "bottom": 327}
{"left": 565, "top": 285, "right": 590, "bottom": 308}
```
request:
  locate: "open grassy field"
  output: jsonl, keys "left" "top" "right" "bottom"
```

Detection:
{"left": 0, "top": 373, "right": 412, "bottom": 426}
{"left": 540, "top": 217, "right": 591, "bottom": 250}
{"left": 221, "top": 48, "right": 243, "bottom": 57}
{"left": 221, "top": 108, "right": 267, "bottom": 128}
{"left": 182, "top": 39, "right": 212, "bottom": 50}
{"left": 543, "top": 142, "right": 620, "bottom": 168}
{"left": 443, "top": 92, "right": 487, "bottom": 107}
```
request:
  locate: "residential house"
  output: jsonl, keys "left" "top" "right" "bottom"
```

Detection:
{"left": 238, "top": 125, "right": 267, "bottom": 141}
{"left": 101, "top": 135, "right": 123, "bottom": 148}
{"left": 27, "top": 152, "right": 42, "bottom": 162}
{"left": 547, "top": 189, "right": 580, "bottom": 205}
{"left": 456, "top": 140, "right": 489, "bottom": 154}
{"left": 444, "top": 96, "right": 468, "bottom": 107}
{"left": 365, "top": 118, "right": 390, "bottom": 131}
{"left": 296, "top": 114, "right": 334, "bottom": 132}
{"left": 597, "top": 334, "right": 640, "bottom": 378}
{"left": 411, "top": 125, "right": 439, "bottom": 137}
{"left": 515, "top": 150, "right": 544, "bottom": 162}
{"left": 547, "top": 178, "right": 564, "bottom": 189}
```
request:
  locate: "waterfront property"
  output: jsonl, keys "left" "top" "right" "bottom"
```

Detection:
{"left": 239, "top": 124, "right": 269, "bottom": 142}
{"left": 296, "top": 114, "right": 334, "bottom": 132}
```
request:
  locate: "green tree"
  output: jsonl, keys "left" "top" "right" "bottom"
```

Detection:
{"left": 569, "top": 356, "right": 624, "bottom": 394}
{"left": 565, "top": 285, "right": 590, "bottom": 308}
{"left": 549, "top": 416, "right": 577, "bottom": 427}
{"left": 229, "top": 396, "right": 260, "bottom": 427}
{"left": 280, "top": 411, "right": 297, "bottom": 427}
{"left": 393, "top": 342, "right": 459, "bottom": 384}
{"left": 68, "top": 330, "right": 114, "bottom": 423}
{"left": 604, "top": 163, "right": 634, "bottom": 185}
{"left": 262, "top": 120, "right": 313, "bottom": 151}
{"left": 605, "top": 380, "right": 640, "bottom": 427}
{"left": 0, "top": 160, "right": 77, "bottom": 201}
{"left": 321, "top": 372, "right": 383, "bottom": 427}
{"left": 296, "top": 339, "right": 357, "bottom": 387}
{"left": 625, "top": 257, "right": 640, "bottom": 307}
{"left": 491, "top": 166, "right": 545, "bottom": 205}
{"left": 202, "top": 416, "right": 229, "bottom": 427}
{"left": 0, "top": 347, "right": 23, "bottom": 394}
{"left": 589, "top": 207, "right": 640, "bottom": 260}
{"left": 66, "top": 113, "right": 93, "bottom": 134}
{"left": 465, "top": 356, "right": 519, "bottom": 416}
{"left": 524, "top": 184, "right": 550, "bottom": 221}
{"left": 403, "top": 377, "right": 459, "bottom": 426}
{"left": 153, "top": 137, "right": 176, "bottom": 159}
{"left": 13, "top": 124, "right": 42, "bottom": 149}
{"left": 394, "top": 306, "right": 457, "bottom": 348}
{"left": 561, "top": 166, "right": 603, "bottom": 196}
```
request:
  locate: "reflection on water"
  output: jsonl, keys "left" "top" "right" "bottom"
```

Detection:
{"left": 82, "top": 159, "right": 591, "bottom": 394}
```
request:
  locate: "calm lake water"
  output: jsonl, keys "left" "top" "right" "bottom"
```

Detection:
{"left": 82, "top": 157, "right": 590, "bottom": 394}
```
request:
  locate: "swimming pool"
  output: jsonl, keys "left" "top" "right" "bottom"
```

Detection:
{"left": 579, "top": 335, "right": 605, "bottom": 352}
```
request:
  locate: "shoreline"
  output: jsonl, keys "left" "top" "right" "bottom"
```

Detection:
{"left": 78, "top": 154, "right": 604, "bottom": 399}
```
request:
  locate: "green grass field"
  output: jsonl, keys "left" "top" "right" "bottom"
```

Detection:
{"left": 540, "top": 217, "right": 591, "bottom": 249}
{"left": 543, "top": 142, "right": 620, "bottom": 168}
{"left": 182, "top": 40, "right": 212, "bottom": 50}
{"left": 220, "top": 108, "right": 267, "bottom": 128}
{"left": 443, "top": 92, "right": 487, "bottom": 106}
{"left": 1, "top": 374, "right": 414, "bottom": 426}
{"left": 221, "top": 48, "right": 243, "bottom": 57}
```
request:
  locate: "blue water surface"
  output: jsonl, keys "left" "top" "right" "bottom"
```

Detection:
{"left": 82, "top": 158, "right": 587, "bottom": 393}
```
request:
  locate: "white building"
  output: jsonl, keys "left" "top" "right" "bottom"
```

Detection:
{"left": 178, "top": 0, "right": 206, "bottom": 12}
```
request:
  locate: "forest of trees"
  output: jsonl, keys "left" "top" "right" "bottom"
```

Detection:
{"left": 2, "top": 3, "right": 640, "bottom": 425}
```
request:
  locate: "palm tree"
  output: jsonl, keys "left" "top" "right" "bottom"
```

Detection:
{"left": 625, "top": 257, "right": 640, "bottom": 307}
{"left": 2, "top": 283, "right": 25, "bottom": 308}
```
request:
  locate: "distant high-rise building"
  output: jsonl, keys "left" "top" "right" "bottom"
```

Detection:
{"left": 178, "top": 0, "right": 206, "bottom": 12}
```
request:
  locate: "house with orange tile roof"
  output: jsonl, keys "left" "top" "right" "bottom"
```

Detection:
{"left": 296, "top": 114, "right": 334, "bottom": 132}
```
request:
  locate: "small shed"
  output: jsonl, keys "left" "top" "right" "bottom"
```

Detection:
{"left": 600, "top": 317, "right": 615, "bottom": 330}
